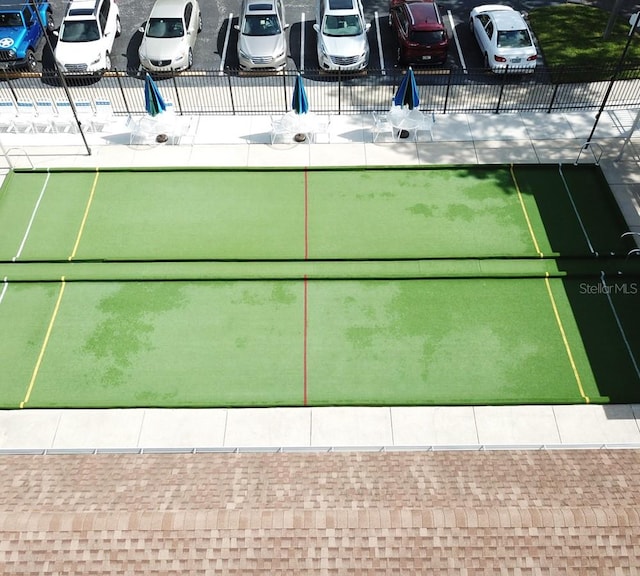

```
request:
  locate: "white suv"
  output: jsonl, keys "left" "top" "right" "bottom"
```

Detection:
{"left": 313, "top": 0, "right": 370, "bottom": 71}
{"left": 54, "top": 0, "right": 121, "bottom": 75}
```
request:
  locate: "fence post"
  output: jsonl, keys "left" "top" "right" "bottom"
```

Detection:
{"left": 113, "top": 70, "right": 131, "bottom": 117}
{"left": 443, "top": 69, "right": 453, "bottom": 114}
{"left": 2, "top": 69, "right": 18, "bottom": 102}
{"left": 171, "top": 75, "right": 183, "bottom": 115}
{"left": 283, "top": 71, "right": 288, "bottom": 112}
{"left": 547, "top": 82, "right": 559, "bottom": 114}
{"left": 227, "top": 74, "right": 236, "bottom": 115}
{"left": 495, "top": 66, "right": 508, "bottom": 113}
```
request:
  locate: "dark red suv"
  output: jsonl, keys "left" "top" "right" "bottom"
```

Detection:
{"left": 389, "top": 0, "right": 449, "bottom": 65}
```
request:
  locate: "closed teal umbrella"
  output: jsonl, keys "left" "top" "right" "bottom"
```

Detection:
{"left": 144, "top": 74, "right": 166, "bottom": 117}
{"left": 393, "top": 67, "right": 419, "bottom": 110}
{"left": 292, "top": 74, "right": 309, "bottom": 115}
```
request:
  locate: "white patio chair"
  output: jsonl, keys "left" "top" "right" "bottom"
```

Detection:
{"left": 130, "top": 116, "right": 159, "bottom": 145}
{"left": 311, "top": 115, "right": 332, "bottom": 143}
{"left": 0, "top": 98, "right": 17, "bottom": 132}
{"left": 90, "top": 98, "right": 116, "bottom": 132}
{"left": 270, "top": 115, "right": 293, "bottom": 144}
{"left": 13, "top": 99, "right": 38, "bottom": 133}
{"left": 415, "top": 111, "right": 435, "bottom": 142}
{"left": 73, "top": 98, "right": 95, "bottom": 130}
{"left": 371, "top": 111, "right": 394, "bottom": 143}
{"left": 52, "top": 100, "right": 79, "bottom": 133}
{"left": 33, "top": 98, "right": 57, "bottom": 133}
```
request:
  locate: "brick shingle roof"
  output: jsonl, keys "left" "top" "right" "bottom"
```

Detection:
{"left": 1, "top": 450, "right": 640, "bottom": 574}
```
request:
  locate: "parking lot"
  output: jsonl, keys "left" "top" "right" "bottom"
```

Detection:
{"left": 42, "top": 0, "right": 544, "bottom": 75}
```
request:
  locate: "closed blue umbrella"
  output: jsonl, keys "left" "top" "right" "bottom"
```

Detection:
{"left": 144, "top": 74, "right": 166, "bottom": 117}
{"left": 393, "top": 67, "right": 419, "bottom": 110}
{"left": 291, "top": 74, "right": 309, "bottom": 115}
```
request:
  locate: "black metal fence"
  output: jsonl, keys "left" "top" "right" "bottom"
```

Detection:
{"left": 2, "top": 65, "right": 640, "bottom": 117}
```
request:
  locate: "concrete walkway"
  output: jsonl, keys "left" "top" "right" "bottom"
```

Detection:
{"left": 1, "top": 108, "right": 639, "bottom": 452}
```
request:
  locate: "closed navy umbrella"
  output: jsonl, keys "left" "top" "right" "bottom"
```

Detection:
{"left": 393, "top": 67, "right": 419, "bottom": 110}
{"left": 291, "top": 74, "right": 309, "bottom": 115}
{"left": 144, "top": 74, "right": 166, "bottom": 117}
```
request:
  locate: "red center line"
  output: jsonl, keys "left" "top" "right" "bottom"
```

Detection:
{"left": 303, "top": 169, "right": 309, "bottom": 405}
{"left": 304, "top": 169, "right": 309, "bottom": 260}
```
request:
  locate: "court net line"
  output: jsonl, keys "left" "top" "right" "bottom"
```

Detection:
{"left": 0, "top": 257, "right": 638, "bottom": 282}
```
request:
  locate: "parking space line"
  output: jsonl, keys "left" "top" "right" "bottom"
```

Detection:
{"left": 301, "top": 12, "right": 306, "bottom": 72}
{"left": 220, "top": 13, "right": 234, "bottom": 74}
{"left": 374, "top": 12, "right": 386, "bottom": 74}
{"left": 447, "top": 10, "right": 467, "bottom": 73}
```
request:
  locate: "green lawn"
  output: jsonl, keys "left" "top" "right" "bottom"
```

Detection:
{"left": 529, "top": 4, "right": 640, "bottom": 80}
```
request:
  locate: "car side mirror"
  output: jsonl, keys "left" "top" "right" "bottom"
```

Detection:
{"left": 53, "top": 29, "right": 59, "bottom": 36}
{"left": 138, "top": 25, "right": 144, "bottom": 33}
{"left": 365, "top": 23, "right": 371, "bottom": 31}
{"left": 234, "top": 24, "right": 240, "bottom": 31}
{"left": 284, "top": 23, "right": 290, "bottom": 29}
{"left": 313, "top": 23, "right": 319, "bottom": 32}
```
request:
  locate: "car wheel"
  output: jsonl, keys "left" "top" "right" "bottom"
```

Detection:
{"left": 187, "top": 48, "right": 193, "bottom": 69}
{"left": 115, "top": 16, "right": 121, "bottom": 37}
{"left": 46, "top": 11, "right": 55, "bottom": 32}
{"left": 198, "top": 14, "right": 203, "bottom": 32}
{"left": 25, "top": 49, "right": 37, "bottom": 72}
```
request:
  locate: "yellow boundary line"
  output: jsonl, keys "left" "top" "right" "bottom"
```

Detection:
{"left": 543, "top": 274, "right": 590, "bottom": 403}
{"left": 510, "top": 164, "right": 543, "bottom": 258}
{"left": 20, "top": 277, "right": 67, "bottom": 408}
{"left": 69, "top": 169, "right": 100, "bottom": 261}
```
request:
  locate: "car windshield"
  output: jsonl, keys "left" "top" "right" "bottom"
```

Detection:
{"left": 242, "top": 14, "right": 281, "bottom": 36}
{"left": 322, "top": 14, "right": 362, "bottom": 36}
{"left": 147, "top": 18, "right": 184, "bottom": 38}
{"left": 60, "top": 20, "right": 100, "bottom": 42}
{"left": 0, "top": 13, "right": 23, "bottom": 27}
{"left": 497, "top": 29, "right": 531, "bottom": 48}
{"left": 410, "top": 30, "right": 444, "bottom": 45}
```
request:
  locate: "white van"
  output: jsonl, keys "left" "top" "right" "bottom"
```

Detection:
{"left": 313, "top": 0, "right": 370, "bottom": 71}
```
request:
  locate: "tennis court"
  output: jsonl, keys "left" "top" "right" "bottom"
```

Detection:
{"left": 0, "top": 165, "right": 638, "bottom": 408}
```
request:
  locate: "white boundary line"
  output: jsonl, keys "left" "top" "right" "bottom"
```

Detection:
{"left": 558, "top": 164, "right": 596, "bottom": 255}
{"left": 14, "top": 171, "right": 50, "bottom": 262}
{"left": 0, "top": 277, "right": 7, "bottom": 305}
{"left": 447, "top": 10, "right": 467, "bottom": 73}
{"left": 219, "top": 13, "right": 234, "bottom": 74}
{"left": 374, "top": 12, "right": 386, "bottom": 74}
{"left": 600, "top": 271, "right": 640, "bottom": 381}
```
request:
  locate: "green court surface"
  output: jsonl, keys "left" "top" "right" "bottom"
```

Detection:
{"left": 0, "top": 166, "right": 638, "bottom": 408}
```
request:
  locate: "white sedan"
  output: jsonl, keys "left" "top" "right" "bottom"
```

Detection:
{"left": 469, "top": 5, "right": 537, "bottom": 73}
{"left": 138, "top": 0, "right": 202, "bottom": 73}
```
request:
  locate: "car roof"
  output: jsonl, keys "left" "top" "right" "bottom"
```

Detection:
{"left": 328, "top": 0, "right": 354, "bottom": 10}
{"left": 491, "top": 9, "right": 526, "bottom": 30}
{"left": 150, "top": 0, "right": 189, "bottom": 18}
{"left": 66, "top": 0, "right": 99, "bottom": 16}
{"left": 475, "top": 5, "right": 527, "bottom": 30}
{"left": 405, "top": 2, "right": 442, "bottom": 31}
{"left": 244, "top": 1, "right": 277, "bottom": 14}
{"left": 324, "top": 0, "right": 357, "bottom": 13}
